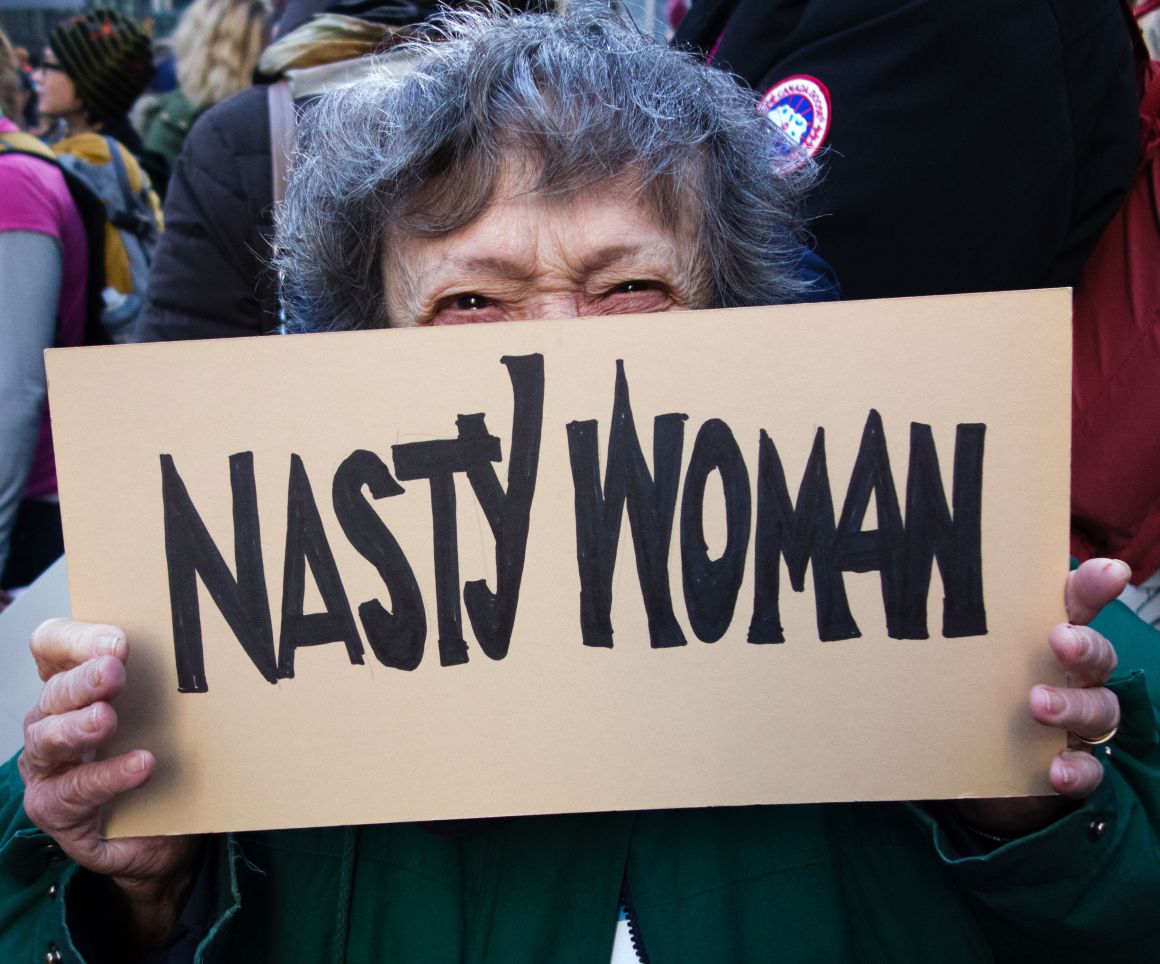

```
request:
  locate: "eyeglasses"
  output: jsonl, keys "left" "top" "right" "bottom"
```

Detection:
{"left": 37, "top": 60, "right": 65, "bottom": 73}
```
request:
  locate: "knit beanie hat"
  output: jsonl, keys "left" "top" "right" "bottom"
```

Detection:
{"left": 50, "top": 9, "right": 153, "bottom": 125}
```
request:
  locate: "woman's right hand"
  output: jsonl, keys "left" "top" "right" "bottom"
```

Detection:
{"left": 18, "top": 618, "right": 201, "bottom": 948}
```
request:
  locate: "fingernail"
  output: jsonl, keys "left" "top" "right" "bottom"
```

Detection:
{"left": 128, "top": 752, "right": 148, "bottom": 773}
{"left": 1109, "top": 560, "right": 1131, "bottom": 581}
{"left": 84, "top": 705, "right": 100, "bottom": 732}
{"left": 1057, "top": 760, "right": 1075, "bottom": 788}
{"left": 1036, "top": 687, "right": 1064, "bottom": 715}
{"left": 89, "top": 661, "right": 102, "bottom": 687}
{"left": 95, "top": 634, "right": 122, "bottom": 657}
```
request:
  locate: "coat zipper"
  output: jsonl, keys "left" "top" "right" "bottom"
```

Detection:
{"left": 620, "top": 883, "right": 651, "bottom": 964}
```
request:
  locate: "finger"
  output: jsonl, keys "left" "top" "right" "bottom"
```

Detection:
{"left": 1050, "top": 747, "right": 1105, "bottom": 799}
{"left": 23, "top": 751, "right": 154, "bottom": 836}
{"left": 1065, "top": 559, "right": 1131, "bottom": 626}
{"left": 1031, "top": 684, "right": 1121, "bottom": 741}
{"left": 33, "top": 655, "right": 126, "bottom": 720}
{"left": 1048, "top": 624, "right": 1118, "bottom": 688}
{"left": 30, "top": 619, "right": 127, "bottom": 683}
{"left": 20, "top": 702, "right": 118, "bottom": 779}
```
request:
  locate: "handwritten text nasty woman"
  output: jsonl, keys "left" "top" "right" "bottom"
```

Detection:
{"left": 160, "top": 355, "right": 986, "bottom": 692}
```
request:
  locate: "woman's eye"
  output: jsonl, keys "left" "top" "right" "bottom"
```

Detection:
{"left": 428, "top": 292, "right": 501, "bottom": 326}
{"left": 601, "top": 280, "right": 673, "bottom": 313}
{"left": 612, "top": 280, "right": 657, "bottom": 295}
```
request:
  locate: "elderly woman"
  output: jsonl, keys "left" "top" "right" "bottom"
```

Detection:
{"left": 4, "top": 11, "right": 1158, "bottom": 961}
{"left": 274, "top": 11, "right": 817, "bottom": 333}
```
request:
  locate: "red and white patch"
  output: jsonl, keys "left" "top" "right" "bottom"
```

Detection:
{"left": 758, "top": 74, "right": 832, "bottom": 159}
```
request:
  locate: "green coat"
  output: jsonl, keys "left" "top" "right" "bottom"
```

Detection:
{"left": 143, "top": 90, "right": 205, "bottom": 170}
{"left": 2, "top": 600, "right": 1158, "bottom": 963}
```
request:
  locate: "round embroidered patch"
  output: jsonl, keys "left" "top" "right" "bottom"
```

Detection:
{"left": 758, "top": 75, "right": 832, "bottom": 159}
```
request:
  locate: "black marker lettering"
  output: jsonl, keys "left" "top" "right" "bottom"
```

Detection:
{"left": 748, "top": 428, "right": 859, "bottom": 643}
{"left": 566, "top": 360, "right": 687, "bottom": 649}
{"left": 161, "top": 452, "right": 276, "bottom": 691}
{"left": 333, "top": 449, "right": 426, "bottom": 671}
{"left": 278, "top": 454, "right": 364, "bottom": 677}
{"left": 899, "top": 423, "right": 987, "bottom": 638}
{"left": 393, "top": 416, "right": 502, "bottom": 666}
{"left": 680, "top": 419, "right": 751, "bottom": 643}
{"left": 834, "top": 410, "right": 906, "bottom": 635}
{"left": 458, "top": 354, "right": 544, "bottom": 661}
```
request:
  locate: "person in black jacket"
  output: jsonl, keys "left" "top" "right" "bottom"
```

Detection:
{"left": 673, "top": 0, "right": 1139, "bottom": 302}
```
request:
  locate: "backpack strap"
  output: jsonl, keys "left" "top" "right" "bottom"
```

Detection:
{"left": 102, "top": 134, "right": 155, "bottom": 249}
{"left": 0, "top": 129, "right": 57, "bottom": 162}
{"left": 103, "top": 133, "right": 134, "bottom": 198}
{"left": 269, "top": 79, "right": 296, "bottom": 207}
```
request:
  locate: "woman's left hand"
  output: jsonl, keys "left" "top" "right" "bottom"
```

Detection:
{"left": 953, "top": 557, "right": 1130, "bottom": 838}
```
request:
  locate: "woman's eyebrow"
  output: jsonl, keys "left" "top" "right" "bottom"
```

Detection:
{"left": 574, "top": 245, "right": 654, "bottom": 275}
{"left": 446, "top": 256, "right": 538, "bottom": 282}
{"left": 427, "top": 244, "right": 663, "bottom": 288}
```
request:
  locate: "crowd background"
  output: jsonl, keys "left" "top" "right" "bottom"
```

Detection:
{"left": 3, "top": 0, "right": 1159, "bottom": 622}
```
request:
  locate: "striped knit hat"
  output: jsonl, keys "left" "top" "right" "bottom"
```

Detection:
{"left": 50, "top": 9, "right": 153, "bottom": 124}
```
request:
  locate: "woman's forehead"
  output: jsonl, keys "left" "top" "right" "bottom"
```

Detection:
{"left": 472, "top": 157, "right": 697, "bottom": 246}
{"left": 398, "top": 178, "right": 685, "bottom": 261}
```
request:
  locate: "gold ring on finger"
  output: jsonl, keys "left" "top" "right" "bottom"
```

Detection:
{"left": 1074, "top": 725, "right": 1118, "bottom": 746}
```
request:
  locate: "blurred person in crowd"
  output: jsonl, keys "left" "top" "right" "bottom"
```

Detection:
{"left": 4, "top": 45, "right": 40, "bottom": 130}
{"left": 34, "top": 8, "right": 169, "bottom": 195}
{"left": 128, "top": 36, "right": 178, "bottom": 141}
{"left": 143, "top": 0, "right": 273, "bottom": 167}
{"left": 0, "top": 32, "right": 24, "bottom": 124}
{"left": 132, "top": 0, "right": 550, "bottom": 343}
{"left": 0, "top": 30, "right": 92, "bottom": 596}
{"left": 33, "top": 9, "right": 165, "bottom": 343}
{"left": 4, "top": 12, "right": 1158, "bottom": 961}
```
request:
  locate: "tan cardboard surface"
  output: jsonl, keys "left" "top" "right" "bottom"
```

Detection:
{"left": 45, "top": 289, "right": 1072, "bottom": 837}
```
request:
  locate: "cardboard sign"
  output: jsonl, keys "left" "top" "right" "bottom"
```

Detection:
{"left": 46, "top": 290, "right": 1071, "bottom": 838}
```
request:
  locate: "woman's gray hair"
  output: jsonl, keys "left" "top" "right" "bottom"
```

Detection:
{"left": 276, "top": 7, "right": 817, "bottom": 333}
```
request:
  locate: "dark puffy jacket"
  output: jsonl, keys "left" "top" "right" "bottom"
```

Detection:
{"left": 674, "top": 0, "right": 1139, "bottom": 302}
{"left": 133, "top": 85, "right": 279, "bottom": 342}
